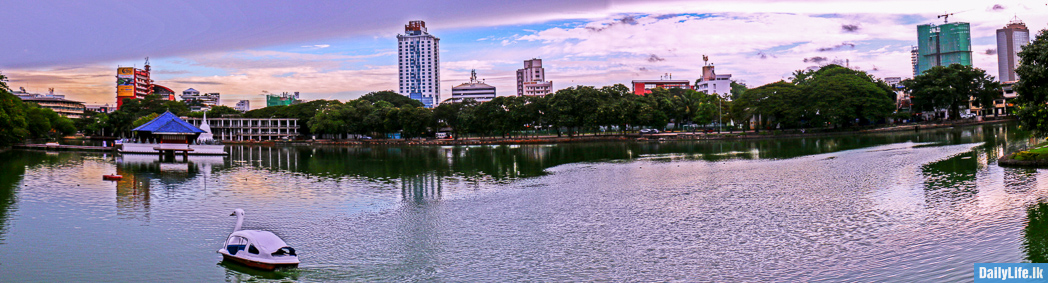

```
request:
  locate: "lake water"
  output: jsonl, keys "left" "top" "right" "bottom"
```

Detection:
{"left": 1, "top": 123, "right": 1047, "bottom": 281}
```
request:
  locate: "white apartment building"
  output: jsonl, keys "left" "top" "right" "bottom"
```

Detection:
{"left": 695, "top": 64, "right": 731, "bottom": 97}
{"left": 516, "top": 58, "right": 553, "bottom": 96}
{"left": 398, "top": 20, "right": 440, "bottom": 108}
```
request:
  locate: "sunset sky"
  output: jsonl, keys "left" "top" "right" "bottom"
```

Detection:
{"left": 1, "top": 0, "right": 1044, "bottom": 108}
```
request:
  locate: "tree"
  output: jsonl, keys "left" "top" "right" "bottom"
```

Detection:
{"left": 187, "top": 105, "right": 242, "bottom": 118}
{"left": 1017, "top": 29, "right": 1048, "bottom": 105}
{"left": 1016, "top": 29, "right": 1048, "bottom": 136}
{"left": 359, "top": 91, "right": 424, "bottom": 108}
{"left": 904, "top": 64, "right": 1001, "bottom": 120}
{"left": 0, "top": 85, "right": 29, "bottom": 145}
{"left": 131, "top": 113, "right": 160, "bottom": 129}
{"left": 23, "top": 105, "right": 75, "bottom": 139}
{"left": 734, "top": 81, "right": 806, "bottom": 130}
{"left": 730, "top": 80, "right": 748, "bottom": 101}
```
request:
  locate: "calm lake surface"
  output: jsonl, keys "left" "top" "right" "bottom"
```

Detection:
{"left": 3, "top": 123, "right": 1048, "bottom": 281}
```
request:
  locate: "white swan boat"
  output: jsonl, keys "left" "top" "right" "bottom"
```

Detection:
{"left": 217, "top": 209, "right": 299, "bottom": 270}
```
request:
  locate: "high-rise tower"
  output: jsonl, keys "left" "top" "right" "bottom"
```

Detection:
{"left": 398, "top": 21, "right": 440, "bottom": 108}
{"left": 516, "top": 58, "right": 553, "bottom": 96}
{"left": 996, "top": 17, "right": 1030, "bottom": 83}
{"left": 915, "top": 22, "right": 972, "bottom": 75}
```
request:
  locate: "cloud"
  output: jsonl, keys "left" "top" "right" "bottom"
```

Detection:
{"left": 172, "top": 80, "right": 225, "bottom": 85}
{"left": 817, "top": 43, "right": 856, "bottom": 52}
{"left": 990, "top": 4, "right": 1005, "bottom": 11}
{"left": 841, "top": 24, "right": 860, "bottom": 32}
{"left": 803, "top": 56, "right": 828, "bottom": 63}
{"left": 300, "top": 44, "right": 331, "bottom": 49}
{"left": 647, "top": 54, "right": 666, "bottom": 62}
{"left": 585, "top": 15, "right": 642, "bottom": 32}
{"left": 985, "top": 49, "right": 997, "bottom": 55}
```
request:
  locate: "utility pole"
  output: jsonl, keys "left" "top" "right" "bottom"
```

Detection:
{"left": 718, "top": 94, "right": 723, "bottom": 133}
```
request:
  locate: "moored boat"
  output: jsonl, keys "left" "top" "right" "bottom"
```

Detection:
{"left": 102, "top": 174, "right": 123, "bottom": 180}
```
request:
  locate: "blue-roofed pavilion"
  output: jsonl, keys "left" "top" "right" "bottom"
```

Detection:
{"left": 132, "top": 111, "right": 204, "bottom": 144}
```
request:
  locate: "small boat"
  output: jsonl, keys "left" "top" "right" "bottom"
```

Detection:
{"left": 102, "top": 174, "right": 123, "bottom": 180}
{"left": 217, "top": 209, "right": 299, "bottom": 270}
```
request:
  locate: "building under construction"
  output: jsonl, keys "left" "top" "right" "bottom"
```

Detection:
{"left": 915, "top": 21, "right": 972, "bottom": 75}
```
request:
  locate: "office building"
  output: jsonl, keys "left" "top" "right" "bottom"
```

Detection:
{"left": 447, "top": 70, "right": 496, "bottom": 104}
{"left": 398, "top": 20, "right": 440, "bottom": 108}
{"left": 235, "top": 100, "right": 250, "bottom": 113}
{"left": 997, "top": 17, "right": 1030, "bottom": 83}
{"left": 915, "top": 22, "right": 972, "bottom": 75}
{"left": 180, "top": 88, "right": 221, "bottom": 112}
{"left": 13, "top": 87, "right": 86, "bottom": 119}
{"left": 266, "top": 92, "right": 300, "bottom": 107}
{"left": 516, "top": 58, "right": 553, "bottom": 96}
{"left": 116, "top": 62, "right": 153, "bottom": 110}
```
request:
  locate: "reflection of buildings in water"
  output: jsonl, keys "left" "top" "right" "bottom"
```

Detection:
{"left": 114, "top": 169, "right": 151, "bottom": 221}
{"left": 401, "top": 173, "right": 442, "bottom": 204}
{"left": 114, "top": 155, "right": 226, "bottom": 220}
{"left": 228, "top": 145, "right": 299, "bottom": 172}
{"left": 1003, "top": 167, "right": 1037, "bottom": 194}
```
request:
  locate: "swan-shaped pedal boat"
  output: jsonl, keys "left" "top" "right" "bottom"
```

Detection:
{"left": 217, "top": 209, "right": 299, "bottom": 270}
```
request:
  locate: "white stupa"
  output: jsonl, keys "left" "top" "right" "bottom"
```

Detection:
{"left": 196, "top": 112, "right": 214, "bottom": 143}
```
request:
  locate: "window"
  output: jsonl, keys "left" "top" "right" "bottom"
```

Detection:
{"left": 248, "top": 245, "right": 259, "bottom": 254}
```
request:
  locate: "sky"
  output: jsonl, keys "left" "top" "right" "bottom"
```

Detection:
{"left": 1, "top": 0, "right": 1045, "bottom": 109}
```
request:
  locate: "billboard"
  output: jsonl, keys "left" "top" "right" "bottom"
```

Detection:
{"left": 117, "top": 85, "right": 134, "bottom": 97}
{"left": 117, "top": 78, "right": 133, "bottom": 85}
{"left": 117, "top": 67, "right": 134, "bottom": 77}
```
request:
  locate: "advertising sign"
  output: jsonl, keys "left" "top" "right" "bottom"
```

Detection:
{"left": 117, "top": 78, "right": 133, "bottom": 86}
{"left": 117, "top": 67, "right": 134, "bottom": 77}
{"left": 117, "top": 85, "right": 134, "bottom": 97}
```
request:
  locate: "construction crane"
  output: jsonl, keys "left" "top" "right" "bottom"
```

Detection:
{"left": 937, "top": 12, "right": 955, "bottom": 24}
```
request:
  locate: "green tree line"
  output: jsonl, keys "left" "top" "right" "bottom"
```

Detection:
{"left": 0, "top": 73, "right": 77, "bottom": 146}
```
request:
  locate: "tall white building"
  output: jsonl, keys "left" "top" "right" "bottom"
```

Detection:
{"left": 996, "top": 17, "right": 1030, "bottom": 83}
{"left": 516, "top": 58, "right": 553, "bottom": 96}
{"left": 398, "top": 20, "right": 440, "bottom": 108}
{"left": 448, "top": 69, "right": 496, "bottom": 104}
{"left": 695, "top": 59, "right": 732, "bottom": 97}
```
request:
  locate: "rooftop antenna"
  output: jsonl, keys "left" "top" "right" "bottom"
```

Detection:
{"left": 937, "top": 11, "right": 955, "bottom": 24}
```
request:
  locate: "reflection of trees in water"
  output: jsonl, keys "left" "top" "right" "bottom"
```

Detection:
{"left": 0, "top": 151, "right": 29, "bottom": 243}
{"left": 0, "top": 151, "right": 69, "bottom": 242}
{"left": 1024, "top": 202, "right": 1048, "bottom": 263}
{"left": 921, "top": 152, "right": 979, "bottom": 204}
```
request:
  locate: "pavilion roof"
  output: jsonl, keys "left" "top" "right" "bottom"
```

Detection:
{"left": 132, "top": 111, "right": 205, "bottom": 134}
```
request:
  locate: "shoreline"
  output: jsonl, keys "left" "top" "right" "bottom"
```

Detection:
{"left": 221, "top": 118, "right": 1015, "bottom": 147}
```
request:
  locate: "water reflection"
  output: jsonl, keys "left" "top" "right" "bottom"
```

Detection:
{"left": 218, "top": 261, "right": 297, "bottom": 282}
{"left": 1024, "top": 201, "right": 1048, "bottom": 263}
{"left": 0, "top": 151, "right": 28, "bottom": 243}
{"left": 922, "top": 152, "right": 980, "bottom": 205}
{"left": 114, "top": 155, "right": 227, "bottom": 220}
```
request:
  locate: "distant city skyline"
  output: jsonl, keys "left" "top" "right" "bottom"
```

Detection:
{"left": 0, "top": 0, "right": 1044, "bottom": 108}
